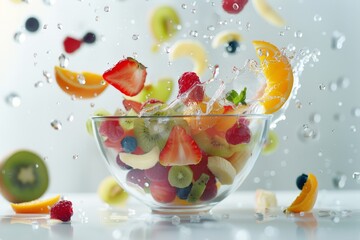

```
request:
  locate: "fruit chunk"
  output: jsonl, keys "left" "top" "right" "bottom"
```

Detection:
{"left": 187, "top": 174, "right": 209, "bottom": 203}
{"left": 11, "top": 195, "right": 60, "bottom": 214}
{"left": 86, "top": 109, "right": 111, "bottom": 136}
{"left": 50, "top": 200, "right": 73, "bottom": 222}
{"left": 225, "top": 120, "right": 251, "bottom": 145}
{"left": 177, "top": 72, "right": 204, "bottom": 103}
{"left": 296, "top": 173, "right": 308, "bottom": 190}
{"left": 150, "top": 181, "right": 176, "bottom": 203}
{"left": 145, "top": 163, "right": 169, "bottom": 182}
{"left": 253, "top": 40, "right": 294, "bottom": 114}
{"left": 212, "top": 30, "right": 242, "bottom": 52}
{"left": 127, "top": 78, "right": 174, "bottom": 103}
{"left": 119, "top": 146, "right": 160, "bottom": 170}
{"left": 149, "top": 5, "right": 180, "bottom": 50}
{"left": 63, "top": 37, "right": 82, "bottom": 54}
{"left": 98, "top": 176, "right": 128, "bottom": 206}
{"left": 286, "top": 173, "right": 318, "bottom": 213}
{"left": 176, "top": 184, "right": 193, "bottom": 200}
{"left": 227, "top": 147, "right": 251, "bottom": 173}
{"left": 103, "top": 57, "right": 147, "bottom": 97}
{"left": 169, "top": 40, "right": 208, "bottom": 76}
{"left": 207, "top": 156, "right": 237, "bottom": 185}
{"left": 159, "top": 126, "right": 202, "bottom": 166}
{"left": 168, "top": 166, "right": 193, "bottom": 188}
{"left": 252, "top": 0, "right": 285, "bottom": 27}
{"left": 0, "top": 150, "right": 49, "bottom": 203}
{"left": 262, "top": 130, "right": 279, "bottom": 155}
{"left": 255, "top": 189, "right": 277, "bottom": 210}
{"left": 82, "top": 32, "right": 96, "bottom": 44}
{"left": 55, "top": 66, "right": 107, "bottom": 99}
{"left": 222, "top": 0, "right": 248, "bottom": 14}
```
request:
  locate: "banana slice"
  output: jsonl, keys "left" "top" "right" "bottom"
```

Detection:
{"left": 252, "top": 0, "right": 285, "bottom": 27}
{"left": 255, "top": 189, "right": 277, "bottom": 211}
{"left": 169, "top": 40, "right": 208, "bottom": 76}
{"left": 227, "top": 147, "right": 251, "bottom": 173}
{"left": 212, "top": 30, "right": 242, "bottom": 49}
{"left": 207, "top": 156, "right": 237, "bottom": 185}
{"left": 119, "top": 146, "right": 160, "bottom": 170}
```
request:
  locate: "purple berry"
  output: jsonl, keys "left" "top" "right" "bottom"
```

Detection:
{"left": 225, "top": 121, "right": 251, "bottom": 145}
{"left": 126, "top": 169, "right": 149, "bottom": 189}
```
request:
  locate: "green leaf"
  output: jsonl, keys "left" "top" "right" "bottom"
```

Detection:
{"left": 225, "top": 87, "right": 247, "bottom": 106}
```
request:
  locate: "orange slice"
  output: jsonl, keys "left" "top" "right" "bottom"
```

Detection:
{"left": 11, "top": 195, "right": 61, "bottom": 214}
{"left": 286, "top": 173, "right": 318, "bottom": 213}
{"left": 252, "top": 40, "right": 294, "bottom": 114}
{"left": 55, "top": 66, "right": 108, "bottom": 99}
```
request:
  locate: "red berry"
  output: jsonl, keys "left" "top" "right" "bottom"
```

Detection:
{"left": 190, "top": 152, "right": 216, "bottom": 183}
{"left": 99, "top": 120, "right": 124, "bottom": 142}
{"left": 177, "top": 72, "right": 204, "bottom": 103}
{"left": 222, "top": 0, "right": 248, "bottom": 14}
{"left": 149, "top": 181, "right": 176, "bottom": 203}
{"left": 50, "top": 200, "right": 73, "bottom": 222}
{"left": 145, "top": 163, "right": 170, "bottom": 182}
{"left": 126, "top": 169, "right": 149, "bottom": 189}
{"left": 225, "top": 121, "right": 251, "bottom": 145}
{"left": 63, "top": 37, "right": 82, "bottom": 54}
{"left": 200, "top": 181, "right": 218, "bottom": 201}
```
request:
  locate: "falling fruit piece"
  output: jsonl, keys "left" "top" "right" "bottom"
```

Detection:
{"left": 286, "top": 173, "right": 318, "bottom": 213}
{"left": 252, "top": 0, "right": 285, "bottom": 27}
{"left": 11, "top": 195, "right": 61, "bottom": 214}
{"left": 98, "top": 176, "right": 128, "bottom": 206}
{"left": 63, "top": 37, "right": 82, "bottom": 54}
{"left": 252, "top": 40, "right": 294, "bottom": 114}
{"left": 54, "top": 66, "right": 108, "bottom": 99}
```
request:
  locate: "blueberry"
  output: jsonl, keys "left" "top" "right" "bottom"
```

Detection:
{"left": 296, "top": 173, "right": 308, "bottom": 190}
{"left": 176, "top": 183, "right": 193, "bottom": 200}
{"left": 25, "top": 17, "right": 40, "bottom": 33}
{"left": 226, "top": 40, "right": 239, "bottom": 54}
{"left": 121, "top": 136, "right": 137, "bottom": 153}
{"left": 82, "top": 32, "right": 96, "bottom": 44}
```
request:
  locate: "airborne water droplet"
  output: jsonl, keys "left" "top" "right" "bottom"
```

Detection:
{"left": 333, "top": 172, "right": 347, "bottom": 189}
{"left": 313, "top": 14, "right": 322, "bottom": 22}
{"left": 14, "top": 32, "right": 26, "bottom": 43}
{"left": 189, "top": 30, "right": 198, "bottom": 37}
{"left": 352, "top": 172, "right": 360, "bottom": 180}
{"left": 104, "top": 6, "right": 110, "bottom": 12}
{"left": 132, "top": 34, "right": 139, "bottom": 40}
{"left": 5, "top": 93, "right": 21, "bottom": 107}
{"left": 50, "top": 119, "right": 62, "bottom": 130}
{"left": 59, "top": 54, "right": 69, "bottom": 68}
{"left": 57, "top": 23, "right": 63, "bottom": 30}
{"left": 352, "top": 107, "right": 360, "bottom": 117}
{"left": 332, "top": 31, "right": 346, "bottom": 50}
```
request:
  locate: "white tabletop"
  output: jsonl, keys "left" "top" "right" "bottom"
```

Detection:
{"left": 1, "top": 190, "right": 359, "bottom": 240}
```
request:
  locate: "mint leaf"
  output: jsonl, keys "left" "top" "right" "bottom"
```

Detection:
{"left": 225, "top": 87, "right": 247, "bottom": 106}
{"left": 225, "top": 90, "right": 238, "bottom": 102}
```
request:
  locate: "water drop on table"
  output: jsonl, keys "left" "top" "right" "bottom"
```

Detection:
{"left": 59, "top": 54, "right": 69, "bottom": 68}
{"left": 14, "top": 31, "right": 26, "bottom": 43}
{"left": 171, "top": 215, "right": 181, "bottom": 225}
{"left": 50, "top": 119, "right": 62, "bottom": 130}
{"left": 5, "top": 92, "right": 21, "bottom": 107}
{"left": 190, "top": 215, "right": 200, "bottom": 223}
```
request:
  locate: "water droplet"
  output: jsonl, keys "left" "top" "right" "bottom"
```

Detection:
{"left": 191, "top": 8, "right": 196, "bottom": 14}
{"left": 295, "top": 99, "right": 302, "bottom": 109}
{"left": 352, "top": 172, "right": 360, "bottom": 180}
{"left": 310, "top": 113, "right": 321, "bottom": 123}
{"left": 34, "top": 81, "right": 44, "bottom": 88}
{"left": 5, "top": 93, "right": 21, "bottom": 107}
{"left": 350, "top": 125, "right": 357, "bottom": 132}
{"left": 189, "top": 30, "right": 198, "bottom": 37}
{"left": 329, "top": 81, "right": 337, "bottom": 92}
{"left": 313, "top": 14, "right": 322, "bottom": 22}
{"left": 77, "top": 74, "right": 86, "bottom": 84}
{"left": 43, "top": 0, "right": 56, "bottom": 5}
{"left": 104, "top": 6, "right": 110, "bottom": 12}
{"left": 337, "top": 76, "right": 350, "bottom": 89}
{"left": 57, "top": 23, "right": 63, "bottom": 30}
{"left": 132, "top": 34, "right": 139, "bottom": 40}
{"left": 43, "top": 24, "right": 48, "bottom": 29}
{"left": 14, "top": 32, "right": 26, "bottom": 43}
{"left": 279, "top": 31, "right": 285, "bottom": 36}
{"left": 95, "top": 16, "right": 100, "bottom": 21}
{"left": 253, "top": 177, "right": 261, "bottom": 183}
{"left": 50, "top": 119, "right": 62, "bottom": 130}
{"left": 333, "top": 113, "right": 345, "bottom": 122}
{"left": 352, "top": 107, "right": 360, "bottom": 117}
{"left": 67, "top": 113, "right": 74, "bottom": 122}
{"left": 338, "top": 101, "right": 343, "bottom": 107}
{"left": 59, "top": 53, "right": 69, "bottom": 68}
{"left": 332, "top": 31, "right": 346, "bottom": 50}
{"left": 73, "top": 154, "right": 79, "bottom": 160}
{"left": 298, "top": 124, "right": 319, "bottom": 142}
{"left": 232, "top": 3, "right": 239, "bottom": 10}
{"left": 333, "top": 172, "right": 347, "bottom": 189}
{"left": 245, "top": 22, "right": 251, "bottom": 31}
{"left": 171, "top": 215, "right": 181, "bottom": 225}
{"left": 190, "top": 215, "right": 201, "bottom": 223}
{"left": 207, "top": 25, "right": 215, "bottom": 31}
{"left": 294, "top": 31, "right": 303, "bottom": 38}
{"left": 181, "top": 4, "right": 187, "bottom": 9}
{"left": 319, "top": 83, "right": 326, "bottom": 90}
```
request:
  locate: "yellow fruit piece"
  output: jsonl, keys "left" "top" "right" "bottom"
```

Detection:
{"left": 255, "top": 189, "right": 277, "bottom": 210}
{"left": 11, "top": 195, "right": 61, "bottom": 214}
{"left": 212, "top": 30, "right": 242, "bottom": 49}
{"left": 253, "top": 40, "right": 294, "bottom": 114}
{"left": 54, "top": 66, "right": 108, "bottom": 99}
{"left": 98, "top": 176, "right": 128, "bottom": 206}
{"left": 286, "top": 173, "right": 318, "bottom": 213}
{"left": 252, "top": 0, "right": 285, "bottom": 27}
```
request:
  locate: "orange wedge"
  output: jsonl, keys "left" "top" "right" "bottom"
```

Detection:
{"left": 55, "top": 66, "right": 108, "bottom": 99}
{"left": 252, "top": 40, "right": 294, "bottom": 114}
{"left": 286, "top": 173, "right": 318, "bottom": 213}
{"left": 11, "top": 195, "right": 61, "bottom": 214}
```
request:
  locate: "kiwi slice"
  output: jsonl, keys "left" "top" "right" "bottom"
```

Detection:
{"left": 193, "top": 132, "right": 235, "bottom": 158}
{"left": 119, "top": 109, "right": 137, "bottom": 131}
{"left": 86, "top": 108, "right": 111, "bottom": 136}
{"left": 187, "top": 173, "right": 209, "bottom": 203}
{"left": 168, "top": 166, "right": 193, "bottom": 188}
{"left": 0, "top": 150, "right": 49, "bottom": 203}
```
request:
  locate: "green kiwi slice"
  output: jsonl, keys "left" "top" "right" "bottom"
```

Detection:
{"left": 0, "top": 150, "right": 49, "bottom": 203}
{"left": 168, "top": 166, "right": 193, "bottom": 188}
{"left": 187, "top": 173, "right": 209, "bottom": 203}
{"left": 193, "top": 131, "right": 235, "bottom": 158}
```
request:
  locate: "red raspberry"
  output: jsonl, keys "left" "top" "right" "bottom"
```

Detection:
{"left": 225, "top": 120, "right": 251, "bottom": 145}
{"left": 50, "top": 200, "right": 73, "bottom": 222}
{"left": 63, "top": 37, "right": 82, "bottom": 54}
{"left": 177, "top": 72, "right": 204, "bottom": 103}
{"left": 222, "top": 0, "right": 248, "bottom": 14}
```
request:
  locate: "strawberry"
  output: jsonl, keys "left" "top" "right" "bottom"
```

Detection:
{"left": 159, "top": 126, "right": 202, "bottom": 166}
{"left": 123, "top": 99, "right": 142, "bottom": 113}
{"left": 103, "top": 57, "right": 147, "bottom": 96}
{"left": 63, "top": 37, "right": 82, "bottom": 54}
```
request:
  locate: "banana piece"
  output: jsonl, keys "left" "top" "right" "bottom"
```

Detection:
{"left": 207, "top": 156, "right": 237, "bottom": 185}
{"left": 212, "top": 30, "right": 242, "bottom": 49}
{"left": 255, "top": 189, "right": 277, "bottom": 211}
{"left": 169, "top": 40, "right": 208, "bottom": 76}
{"left": 252, "top": 0, "right": 285, "bottom": 27}
{"left": 227, "top": 147, "right": 251, "bottom": 173}
{"left": 119, "top": 146, "right": 160, "bottom": 170}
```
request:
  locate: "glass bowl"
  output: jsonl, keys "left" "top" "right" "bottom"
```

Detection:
{"left": 92, "top": 114, "right": 271, "bottom": 214}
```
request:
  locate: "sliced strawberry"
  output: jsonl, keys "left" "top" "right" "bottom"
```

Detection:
{"left": 63, "top": 37, "right": 82, "bottom": 54}
{"left": 159, "top": 126, "right": 202, "bottom": 166}
{"left": 123, "top": 99, "right": 142, "bottom": 113}
{"left": 103, "top": 57, "right": 147, "bottom": 96}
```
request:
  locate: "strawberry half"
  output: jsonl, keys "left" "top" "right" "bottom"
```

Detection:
{"left": 123, "top": 99, "right": 142, "bottom": 113}
{"left": 159, "top": 126, "right": 202, "bottom": 166}
{"left": 103, "top": 57, "right": 147, "bottom": 96}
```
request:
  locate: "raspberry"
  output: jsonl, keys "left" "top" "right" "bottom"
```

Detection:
{"left": 222, "top": 0, "right": 248, "bottom": 14}
{"left": 50, "top": 200, "right": 73, "bottom": 222}
{"left": 225, "top": 121, "right": 251, "bottom": 145}
{"left": 177, "top": 72, "right": 204, "bottom": 103}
